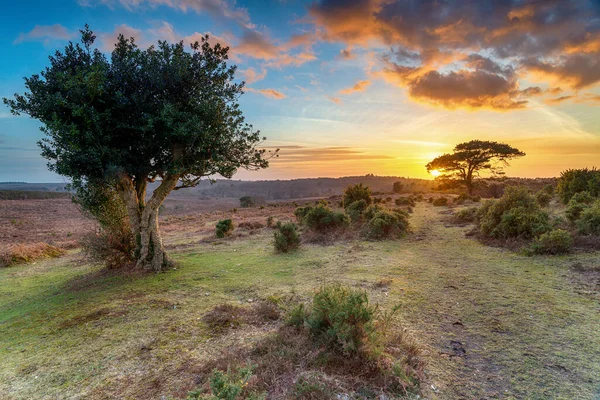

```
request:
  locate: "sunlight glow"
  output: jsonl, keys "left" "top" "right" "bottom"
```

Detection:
{"left": 430, "top": 169, "right": 441, "bottom": 177}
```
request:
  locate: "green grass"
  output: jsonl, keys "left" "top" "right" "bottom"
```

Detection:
{"left": 1, "top": 204, "right": 600, "bottom": 399}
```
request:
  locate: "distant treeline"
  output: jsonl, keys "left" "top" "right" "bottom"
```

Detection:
{"left": 0, "top": 190, "right": 71, "bottom": 200}
{"left": 0, "top": 182, "right": 68, "bottom": 192}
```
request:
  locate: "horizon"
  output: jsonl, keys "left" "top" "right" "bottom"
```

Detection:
{"left": 1, "top": 1, "right": 600, "bottom": 182}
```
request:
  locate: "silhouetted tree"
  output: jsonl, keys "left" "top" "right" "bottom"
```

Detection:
{"left": 426, "top": 140, "right": 525, "bottom": 195}
{"left": 392, "top": 181, "right": 403, "bottom": 193}
{"left": 4, "top": 26, "right": 273, "bottom": 271}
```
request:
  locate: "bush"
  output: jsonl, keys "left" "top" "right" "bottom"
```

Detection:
{"left": 535, "top": 191, "right": 552, "bottom": 207}
{"left": 215, "top": 219, "right": 234, "bottom": 238}
{"left": 274, "top": 222, "right": 301, "bottom": 253}
{"left": 530, "top": 229, "right": 573, "bottom": 255}
{"left": 238, "top": 221, "right": 264, "bottom": 230}
{"left": 365, "top": 210, "right": 409, "bottom": 240}
{"left": 454, "top": 207, "right": 478, "bottom": 223}
{"left": 432, "top": 197, "right": 448, "bottom": 206}
{"left": 454, "top": 193, "right": 480, "bottom": 205}
{"left": 542, "top": 184, "right": 555, "bottom": 195}
{"left": 346, "top": 199, "right": 368, "bottom": 222}
{"left": 478, "top": 186, "right": 550, "bottom": 239}
{"left": 266, "top": 216, "right": 275, "bottom": 228}
{"left": 565, "top": 191, "right": 594, "bottom": 223}
{"left": 187, "top": 365, "right": 264, "bottom": 400}
{"left": 392, "top": 181, "right": 403, "bottom": 193}
{"left": 557, "top": 168, "right": 600, "bottom": 204}
{"left": 395, "top": 197, "right": 415, "bottom": 207}
{"left": 294, "top": 206, "right": 313, "bottom": 223}
{"left": 298, "top": 284, "right": 386, "bottom": 356}
{"left": 304, "top": 205, "right": 350, "bottom": 233}
{"left": 577, "top": 200, "right": 600, "bottom": 235}
{"left": 239, "top": 196, "right": 254, "bottom": 208}
{"left": 343, "top": 183, "right": 372, "bottom": 208}
{"left": 364, "top": 204, "right": 385, "bottom": 220}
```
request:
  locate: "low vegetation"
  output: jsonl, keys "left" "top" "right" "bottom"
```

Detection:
{"left": 0, "top": 242, "right": 66, "bottom": 268}
{"left": 215, "top": 219, "right": 234, "bottom": 238}
{"left": 273, "top": 222, "right": 300, "bottom": 253}
{"left": 530, "top": 229, "right": 573, "bottom": 255}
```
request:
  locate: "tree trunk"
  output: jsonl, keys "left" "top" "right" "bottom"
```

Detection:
{"left": 116, "top": 173, "right": 179, "bottom": 272}
{"left": 135, "top": 174, "right": 179, "bottom": 271}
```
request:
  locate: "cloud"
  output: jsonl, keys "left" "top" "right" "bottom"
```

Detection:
{"left": 275, "top": 146, "right": 393, "bottom": 163}
{"left": 245, "top": 88, "right": 286, "bottom": 99}
{"left": 240, "top": 67, "right": 267, "bottom": 84}
{"left": 338, "top": 48, "right": 355, "bottom": 60}
{"left": 327, "top": 96, "right": 341, "bottom": 104}
{"left": 80, "top": 0, "right": 251, "bottom": 27}
{"left": 236, "top": 28, "right": 281, "bottom": 60}
{"left": 545, "top": 95, "right": 575, "bottom": 105}
{"left": 307, "top": 0, "right": 600, "bottom": 109}
{"left": 99, "top": 24, "right": 144, "bottom": 51}
{"left": 339, "top": 80, "right": 371, "bottom": 94}
{"left": 14, "top": 24, "right": 75, "bottom": 44}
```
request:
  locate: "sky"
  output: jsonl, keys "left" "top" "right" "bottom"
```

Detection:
{"left": 1, "top": 0, "right": 599, "bottom": 182}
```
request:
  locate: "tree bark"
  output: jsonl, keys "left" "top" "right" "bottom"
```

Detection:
{"left": 135, "top": 174, "right": 179, "bottom": 271}
{"left": 116, "top": 173, "right": 178, "bottom": 272}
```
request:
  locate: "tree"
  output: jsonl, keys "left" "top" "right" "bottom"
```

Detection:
{"left": 425, "top": 140, "right": 525, "bottom": 195}
{"left": 392, "top": 181, "right": 403, "bottom": 193}
{"left": 4, "top": 26, "right": 274, "bottom": 271}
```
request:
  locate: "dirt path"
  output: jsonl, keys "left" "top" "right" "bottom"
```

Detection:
{"left": 395, "top": 205, "right": 600, "bottom": 399}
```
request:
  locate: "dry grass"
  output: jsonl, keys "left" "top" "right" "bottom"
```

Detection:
{"left": 0, "top": 242, "right": 66, "bottom": 268}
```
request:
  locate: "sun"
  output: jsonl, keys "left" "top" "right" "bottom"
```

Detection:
{"left": 430, "top": 169, "right": 441, "bottom": 177}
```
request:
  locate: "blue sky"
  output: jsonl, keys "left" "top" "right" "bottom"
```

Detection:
{"left": 1, "top": 0, "right": 600, "bottom": 182}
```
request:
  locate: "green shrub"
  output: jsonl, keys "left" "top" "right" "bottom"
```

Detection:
{"left": 478, "top": 186, "right": 550, "bottom": 239}
{"left": 215, "top": 219, "right": 234, "bottom": 238}
{"left": 530, "top": 229, "right": 573, "bottom": 255}
{"left": 576, "top": 200, "right": 600, "bottom": 235}
{"left": 274, "top": 222, "right": 301, "bottom": 253}
{"left": 239, "top": 196, "right": 254, "bottom": 208}
{"left": 303, "top": 284, "right": 382, "bottom": 355}
{"left": 542, "top": 184, "right": 555, "bottom": 195}
{"left": 294, "top": 206, "right": 313, "bottom": 223}
{"left": 346, "top": 199, "right": 368, "bottom": 222}
{"left": 363, "top": 204, "right": 385, "bottom": 220}
{"left": 432, "top": 197, "right": 448, "bottom": 206}
{"left": 395, "top": 197, "right": 415, "bottom": 207}
{"left": 187, "top": 365, "right": 263, "bottom": 400}
{"left": 304, "top": 205, "right": 350, "bottom": 233}
{"left": 392, "top": 181, "right": 403, "bottom": 193}
{"left": 365, "top": 210, "right": 409, "bottom": 239}
{"left": 557, "top": 168, "right": 600, "bottom": 204}
{"left": 343, "top": 183, "right": 372, "bottom": 208}
{"left": 454, "top": 193, "right": 479, "bottom": 204}
{"left": 565, "top": 192, "right": 594, "bottom": 223}
{"left": 455, "top": 207, "right": 478, "bottom": 223}
{"left": 535, "top": 191, "right": 552, "bottom": 207}
{"left": 570, "top": 191, "right": 595, "bottom": 205}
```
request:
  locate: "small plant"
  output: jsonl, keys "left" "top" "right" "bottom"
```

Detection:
{"left": 274, "top": 222, "right": 301, "bottom": 253}
{"left": 216, "top": 219, "right": 234, "bottom": 238}
{"left": 303, "top": 205, "right": 350, "bottom": 233}
{"left": 239, "top": 196, "right": 254, "bottom": 208}
{"left": 454, "top": 207, "right": 478, "bottom": 223}
{"left": 530, "top": 229, "right": 573, "bottom": 255}
{"left": 343, "top": 183, "right": 372, "bottom": 208}
{"left": 576, "top": 200, "right": 600, "bottom": 235}
{"left": 191, "top": 365, "right": 261, "bottom": 400}
{"left": 432, "top": 197, "right": 448, "bottom": 206}
{"left": 202, "top": 304, "right": 243, "bottom": 331}
{"left": 266, "top": 216, "right": 275, "bottom": 228}
{"left": 395, "top": 197, "right": 416, "bottom": 207}
{"left": 365, "top": 210, "right": 409, "bottom": 240}
{"left": 302, "top": 284, "right": 385, "bottom": 356}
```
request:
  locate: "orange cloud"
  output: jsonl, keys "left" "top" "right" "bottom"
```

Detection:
{"left": 240, "top": 67, "right": 267, "bottom": 84}
{"left": 14, "top": 24, "right": 75, "bottom": 44}
{"left": 245, "top": 88, "right": 286, "bottom": 99}
{"left": 339, "top": 80, "right": 371, "bottom": 94}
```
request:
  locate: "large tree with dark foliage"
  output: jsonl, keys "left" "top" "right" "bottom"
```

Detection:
{"left": 426, "top": 140, "right": 525, "bottom": 195}
{"left": 4, "top": 26, "right": 273, "bottom": 271}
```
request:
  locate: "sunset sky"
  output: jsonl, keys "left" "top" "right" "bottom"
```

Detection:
{"left": 1, "top": 0, "right": 599, "bottom": 182}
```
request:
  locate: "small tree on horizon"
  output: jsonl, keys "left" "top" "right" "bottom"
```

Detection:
{"left": 426, "top": 140, "right": 525, "bottom": 195}
{"left": 4, "top": 26, "right": 274, "bottom": 271}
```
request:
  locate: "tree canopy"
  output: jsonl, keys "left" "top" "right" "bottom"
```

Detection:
{"left": 426, "top": 140, "right": 525, "bottom": 194}
{"left": 4, "top": 26, "right": 273, "bottom": 271}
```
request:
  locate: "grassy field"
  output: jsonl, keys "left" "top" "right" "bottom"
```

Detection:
{"left": 1, "top": 202, "right": 599, "bottom": 399}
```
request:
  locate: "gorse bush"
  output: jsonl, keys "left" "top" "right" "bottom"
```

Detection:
{"left": 395, "top": 197, "right": 416, "bottom": 207}
{"left": 432, "top": 197, "right": 448, "bottom": 206}
{"left": 454, "top": 207, "right": 478, "bottom": 223}
{"left": 303, "top": 205, "right": 350, "bottom": 233}
{"left": 294, "top": 206, "right": 313, "bottom": 223}
{"left": 557, "top": 168, "right": 600, "bottom": 204}
{"left": 274, "top": 222, "right": 301, "bottom": 253}
{"left": 478, "top": 186, "right": 550, "bottom": 239}
{"left": 535, "top": 191, "right": 552, "bottom": 207}
{"left": 530, "top": 229, "right": 573, "bottom": 255}
{"left": 292, "top": 284, "right": 395, "bottom": 356}
{"left": 454, "top": 193, "right": 481, "bottom": 205}
{"left": 363, "top": 204, "right": 385, "bottom": 221}
{"left": 565, "top": 191, "right": 594, "bottom": 223}
{"left": 346, "top": 199, "right": 368, "bottom": 222}
{"left": 343, "top": 183, "right": 372, "bottom": 208}
{"left": 577, "top": 200, "right": 600, "bottom": 235}
{"left": 215, "top": 219, "right": 234, "bottom": 238}
{"left": 366, "top": 210, "right": 409, "bottom": 239}
{"left": 239, "top": 196, "right": 253, "bottom": 208}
